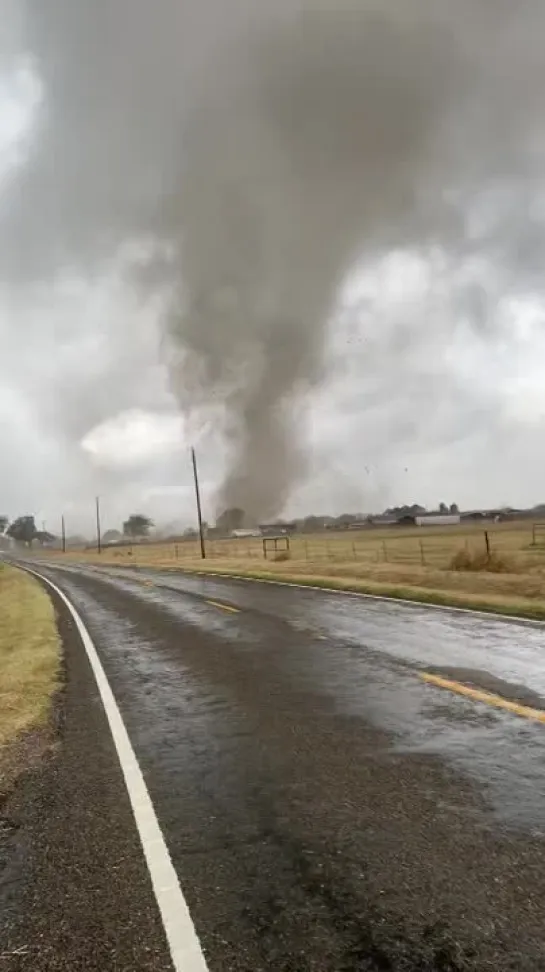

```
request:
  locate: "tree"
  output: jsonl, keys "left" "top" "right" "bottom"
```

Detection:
{"left": 449, "top": 503, "right": 459, "bottom": 515}
{"left": 123, "top": 514, "right": 153, "bottom": 538}
{"left": 0, "top": 515, "right": 8, "bottom": 534}
{"left": 7, "top": 515, "right": 38, "bottom": 547}
{"left": 438, "top": 502, "right": 449, "bottom": 515}
{"left": 385, "top": 504, "right": 426, "bottom": 517}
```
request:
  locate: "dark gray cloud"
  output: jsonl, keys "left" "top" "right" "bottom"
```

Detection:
{"left": 1, "top": 1, "right": 545, "bottom": 526}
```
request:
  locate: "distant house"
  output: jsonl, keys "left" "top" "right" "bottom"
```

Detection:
{"left": 397, "top": 513, "right": 461, "bottom": 527}
{"left": 258, "top": 522, "right": 297, "bottom": 537}
{"left": 460, "top": 508, "right": 520, "bottom": 522}
{"left": 103, "top": 529, "right": 123, "bottom": 546}
{"left": 367, "top": 515, "right": 400, "bottom": 527}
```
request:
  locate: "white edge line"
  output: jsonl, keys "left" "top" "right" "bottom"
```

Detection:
{"left": 22, "top": 555, "right": 545, "bottom": 627}
{"left": 22, "top": 564, "right": 209, "bottom": 972}
{"left": 168, "top": 568, "right": 545, "bottom": 628}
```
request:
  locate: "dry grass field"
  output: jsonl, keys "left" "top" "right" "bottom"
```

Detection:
{"left": 0, "top": 564, "right": 61, "bottom": 793}
{"left": 49, "top": 519, "right": 545, "bottom": 619}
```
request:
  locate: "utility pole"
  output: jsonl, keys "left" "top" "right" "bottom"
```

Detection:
{"left": 61, "top": 514, "right": 66, "bottom": 554}
{"left": 95, "top": 496, "right": 102, "bottom": 554}
{"left": 191, "top": 447, "right": 206, "bottom": 559}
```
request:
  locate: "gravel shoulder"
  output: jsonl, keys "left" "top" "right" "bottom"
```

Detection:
{"left": 0, "top": 582, "right": 172, "bottom": 971}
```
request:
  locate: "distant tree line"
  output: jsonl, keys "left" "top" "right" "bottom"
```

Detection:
{"left": 1, "top": 514, "right": 55, "bottom": 547}
{"left": 208, "top": 503, "right": 462, "bottom": 537}
{"left": 12, "top": 497, "right": 545, "bottom": 551}
{"left": 385, "top": 502, "right": 459, "bottom": 517}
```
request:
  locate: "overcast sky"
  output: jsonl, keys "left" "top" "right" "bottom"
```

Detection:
{"left": 2, "top": 2, "right": 545, "bottom": 536}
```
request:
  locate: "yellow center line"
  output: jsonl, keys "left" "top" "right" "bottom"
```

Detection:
{"left": 420, "top": 671, "right": 545, "bottom": 725}
{"left": 205, "top": 599, "right": 240, "bottom": 614}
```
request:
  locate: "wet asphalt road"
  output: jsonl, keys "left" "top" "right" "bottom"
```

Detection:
{"left": 4, "top": 561, "right": 545, "bottom": 970}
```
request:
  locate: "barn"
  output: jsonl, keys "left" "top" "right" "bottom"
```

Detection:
{"left": 415, "top": 514, "right": 461, "bottom": 527}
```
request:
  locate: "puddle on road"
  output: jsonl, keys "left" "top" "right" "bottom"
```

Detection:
{"left": 355, "top": 668, "right": 545, "bottom": 835}
{"left": 266, "top": 629, "right": 545, "bottom": 834}
{"left": 427, "top": 666, "right": 545, "bottom": 710}
{"left": 48, "top": 566, "right": 545, "bottom": 836}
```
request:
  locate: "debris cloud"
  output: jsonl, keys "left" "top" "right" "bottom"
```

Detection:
{"left": 2, "top": 1, "right": 545, "bottom": 518}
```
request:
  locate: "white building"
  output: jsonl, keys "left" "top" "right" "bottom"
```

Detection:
{"left": 415, "top": 514, "right": 461, "bottom": 527}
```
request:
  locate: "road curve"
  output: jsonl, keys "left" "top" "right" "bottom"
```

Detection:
{"left": 2, "top": 559, "right": 545, "bottom": 971}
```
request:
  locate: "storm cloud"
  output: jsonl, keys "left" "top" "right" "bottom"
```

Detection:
{"left": 1, "top": 1, "right": 545, "bottom": 527}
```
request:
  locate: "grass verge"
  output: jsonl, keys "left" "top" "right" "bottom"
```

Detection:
{"left": 157, "top": 563, "right": 545, "bottom": 622}
{"left": 50, "top": 539, "right": 545, "bottom": 620}
{"left": 0, "top": 563, "right": 61, "bottom": 794}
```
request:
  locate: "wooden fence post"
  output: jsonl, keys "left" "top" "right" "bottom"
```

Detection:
{"left": 484, "top": 531, "right": 491, "bottom": 557}
{"left": 420, "top": 540, "right": 425, "bottom": 566}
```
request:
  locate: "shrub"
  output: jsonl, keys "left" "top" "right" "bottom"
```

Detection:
{"left": 449, "top": 548, "right": 513, "bottom": 573}
{"left": 273, "top": 551, "right": 291, "bottom": 562}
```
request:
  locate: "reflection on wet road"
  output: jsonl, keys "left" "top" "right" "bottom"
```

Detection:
{"left": 28, "top": 560, "right": 545, "bottom": 969}
{"left": 51, "top": 560, "right": 545, "bottom": 832}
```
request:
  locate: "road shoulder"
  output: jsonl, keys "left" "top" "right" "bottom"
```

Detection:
{"left": 0, "top": 563, "right": 61, "bottom": 798}
{"left": 0, "top": 583, "right": 172, "bottom": 971}
{"left": 168, "top": 564, "right": 545, "bottom": 622}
